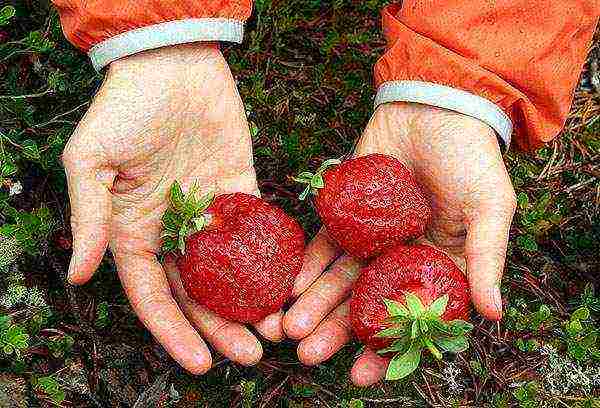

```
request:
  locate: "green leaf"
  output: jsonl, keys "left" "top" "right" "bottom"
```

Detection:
{"left": 311, "top": 174, "right": 324, "bottom": 189}
{"left": 411, "top": 320, "right": 419, "bottom": 339}
{"left": 448, "top": 320, "right": 474, "bottom": 335}
{"left": 191, "top": 217, "right": 206, "bottom": 232}
{"left": 428, "top": 294, "right": 449, "bottom": 317}
{"left": 429, "top": 319, "right": 453, "bottom": 335}
{"left": 299, "top": 186, "right": 311, "bottom": 201}
{"left": 434, "top": 335, "right": 469, "bottom": 353}
{"left": 375, "top": 324, "right": 409, "bottom": 339}
{"left": 517, "top": 192, "right": 529, "bottom": 210}
{"left": 0, "top": 6, "right": 15, "bottom": 26}
{"left": 516, "top": 234, "right": 538, "bottom": 252}
{"left": 423, "top": 338, "right": 442, "bottom": 360}
{"left": 419, "top": 320, "right": 428, "bottom": 333}
{"left": 22, "top": 140, "right": 41, "bottom": 160}
{"left": 385, "top": 342, "right": 421, "bottom": 381}
{"left": 161, "top": 181, "right": 214, "bottom": 254}
{"left": 567, "top": 319, "right": 583, "bottom": 336}
{"left": 404, "top": 293, "right": 424, "bottom": 317}
{"left": 162, "top": 209, "right": 181, "bottom": 231}
{"left": 383, "top": 298, "right": 410, "bottom": 318}
{"left": 316, "top": 158, "right": 341, "bottom": 174}
{"left": 348, "top": 399, "right": 364, "bottom": 408}
{"left": 295, "top": 172, "right": 314, "bottom": 181}
{"left": 536, "top": 304, "right": 552, "bottom": 322}
{"left": 169, "top": 182, "right": 185, "bottom": 210}
{"left": 0, "top": 315, "right": 10, "bottom": 331}
{"left": 571, "top": 307, "right": 590, "bottom": 321}
{"left": 197, "top": 191, "right": 215, "bottom": 212}
{"left": 377, "top": 338, "right": 411, "bottom": 355}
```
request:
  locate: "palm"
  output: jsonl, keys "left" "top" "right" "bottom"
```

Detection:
{"left": 356, "top": 102, "right": 515, "bottom": 269}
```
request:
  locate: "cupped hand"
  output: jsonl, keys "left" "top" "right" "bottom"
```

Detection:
{"left": 283, "top": 102, "right": 517, "bottom": 386}
{"left": 62, "top": 44, "right": 284, "bottom": 374}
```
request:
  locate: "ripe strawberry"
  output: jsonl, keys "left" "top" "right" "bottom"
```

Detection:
{"left": 295, "top": 154, "right": 431, "bottom": 259}
{"left": 162, "top": 182, "right": 305, "bottom": 323}
{"left": 350, "top": 244, "right": 472, "bottom": 380}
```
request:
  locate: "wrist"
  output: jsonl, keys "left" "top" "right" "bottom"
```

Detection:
{"left": 375, "top": 102, "right": 500, "bottom": 149}
{"left": 107, "top": 43, "right": 224, "bottom": 78}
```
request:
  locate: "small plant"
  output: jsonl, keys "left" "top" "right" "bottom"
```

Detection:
{"left": 95, "top": 301, "right": 110, "bottom": 329}
{"left": 0, "top": 5, "right": 15, "bottom": 26}
{"left": 561, "top": 306, "right": 599, "bottom": 362}
{"left": 47, "top": 335, "right": 74, "bottom": 359}
{"left": 512, "top": 381, "right": 540, "bottom": 408}
{"left": 506, "top": 304, "right": 552, "bottom": 332}
{"left": 571, "top": 283, "right": 600, "bottom": 314}
{"left": 0, "top": 315, "right": 29, "bottom": 358}
{"left": 240, "top": 379, "right": 256, "bottom": 408}
{"left": 515, "top": 338, "right": 539, "bottom": 353}
{"left": 514, "top": 191, "right": 563, "bottom": 253}
{"left": 375, "top": 294, "right": 473, "bottom": 380}
{"left": 34, "top": 375, "right": 65, "bottom": 406}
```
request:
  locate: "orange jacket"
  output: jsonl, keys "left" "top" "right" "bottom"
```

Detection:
{"left": 52, "top": 1, "right": 598, "bottom": 151}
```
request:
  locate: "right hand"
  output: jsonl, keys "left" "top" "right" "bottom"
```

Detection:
{"left": 62, "top": 44, "right": 283, "bottom": 374}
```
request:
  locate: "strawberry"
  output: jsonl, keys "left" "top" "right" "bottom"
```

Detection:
{"left": 350, "top": 244, "right": 472, "bottom": 380}
{"left": 162, "top": 182, "right": 305, "bottom": 323}
{"left": 295, "top": 154, "right": 431, "bottom": 259}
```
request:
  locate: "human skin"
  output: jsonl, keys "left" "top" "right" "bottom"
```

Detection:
{"left": 283, "top": 102, "right": 517, "bottom": 386}
{"left": 61, "top": 43, "right": 284, "bottom": 375}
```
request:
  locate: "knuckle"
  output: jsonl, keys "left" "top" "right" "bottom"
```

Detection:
{"left": 207, "top": 320, "right": 230, "bottom": 339}
{"left": 329, "top": 314, "right": 352, "bottom": 333}
{"left": 130, "top": 290, "right": 167, "bottom": 312}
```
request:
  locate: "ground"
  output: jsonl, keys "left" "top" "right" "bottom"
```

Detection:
{"left": 0, "top": 1, "right": 599, "bottom": 407}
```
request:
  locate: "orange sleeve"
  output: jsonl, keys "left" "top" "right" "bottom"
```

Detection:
{"left": 374, "top": 1, "right": 599, "bottom": 151}
{"left": 51, "top": 0, "right": 253, "bottom": 70}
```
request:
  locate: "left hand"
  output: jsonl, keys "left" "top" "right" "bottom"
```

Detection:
{"left": 283, "top": 102, "right": 517, "bottom": 386}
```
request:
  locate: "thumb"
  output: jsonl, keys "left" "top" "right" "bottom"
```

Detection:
{"left": 62, "top": 144, "right": 116, "bottom": 285}
{"left": 464, "top": 196, "right": 516, "bottom": 320}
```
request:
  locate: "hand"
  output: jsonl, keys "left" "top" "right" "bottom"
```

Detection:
{"left": 283, "top": 102, "right": 517, "bottom": 386}
{"left": 62, "top": 44, "right": 284, "bottom": 374}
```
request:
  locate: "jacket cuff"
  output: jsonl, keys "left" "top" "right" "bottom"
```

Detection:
{"left": 374, "top": 80, "right": 513, "bottom": 150}
{"left": 88, "top": 18, "right": 244, "bottom": 71}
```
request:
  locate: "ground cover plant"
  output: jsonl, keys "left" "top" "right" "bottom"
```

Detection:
{"left": 0, "top": 0, "right": 599, "bottom": 406}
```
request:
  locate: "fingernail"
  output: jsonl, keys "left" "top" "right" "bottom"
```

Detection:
{"left": 66, "top": 260, "right": 76, "bottom": 284}
{"left": 491, "top": 287, "right": 503, "bottom": 317}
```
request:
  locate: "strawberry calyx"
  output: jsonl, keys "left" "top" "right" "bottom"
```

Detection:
{"left": 161, "top": 181, "right": 215, "bottom": 255}
{"left": 294, "top": 158, "right": 341, "bottom": 200}
{"left": 376, "top": 293, "right": 473, "bottom": 381}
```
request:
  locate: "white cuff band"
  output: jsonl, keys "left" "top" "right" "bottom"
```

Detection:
{"left": 374, "top": 80, "right": 512, "bottom": 149}
{"left": 88, "top": 18, "right": 244, "bottom": 71}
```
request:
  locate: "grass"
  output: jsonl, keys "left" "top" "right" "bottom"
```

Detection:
{"left": 0, "top": 0, "right": 599, "bottom": 406}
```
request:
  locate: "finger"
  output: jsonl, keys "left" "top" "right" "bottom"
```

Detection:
{"left": 292, "top": 228, "right": 342, "bottom": 297}
{"left": 284, "top": 255, "right": 361, "bottom": 340}
{"left": 116, "top": 252, "right": 212, "bottom": 374}
{"left": 164, "top": 260, "right": 263, "bottom": 366}
{"left": 297, "top": 301, "right": 352, "bottom": 366}
{"left": 465, "top": 196, "right": 516, "bottom": 320}
{"left": 62, "top": 142, "right": 116, "bottom": 285}
{"left": 351, "top": 348, "right": 389, "bottom": 387}
{"left": 253, "top": 310, "right": 284, "bottom": 343}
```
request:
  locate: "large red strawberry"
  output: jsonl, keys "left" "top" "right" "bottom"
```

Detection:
{"left": 162, "top": 182, "right": 305, "bottom": 323}
{"left": 350, "top": 244, "right": 472, "bottom": 380}
{"left": 295, "top": 154, "right": 431, "bottom": 259}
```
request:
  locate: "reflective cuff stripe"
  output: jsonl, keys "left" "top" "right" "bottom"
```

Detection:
{"left": 374, "top": 80, "right": 512, "bottom": 149}
{"left": 88, "top": 18, "right": 244, "bottom": 71}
